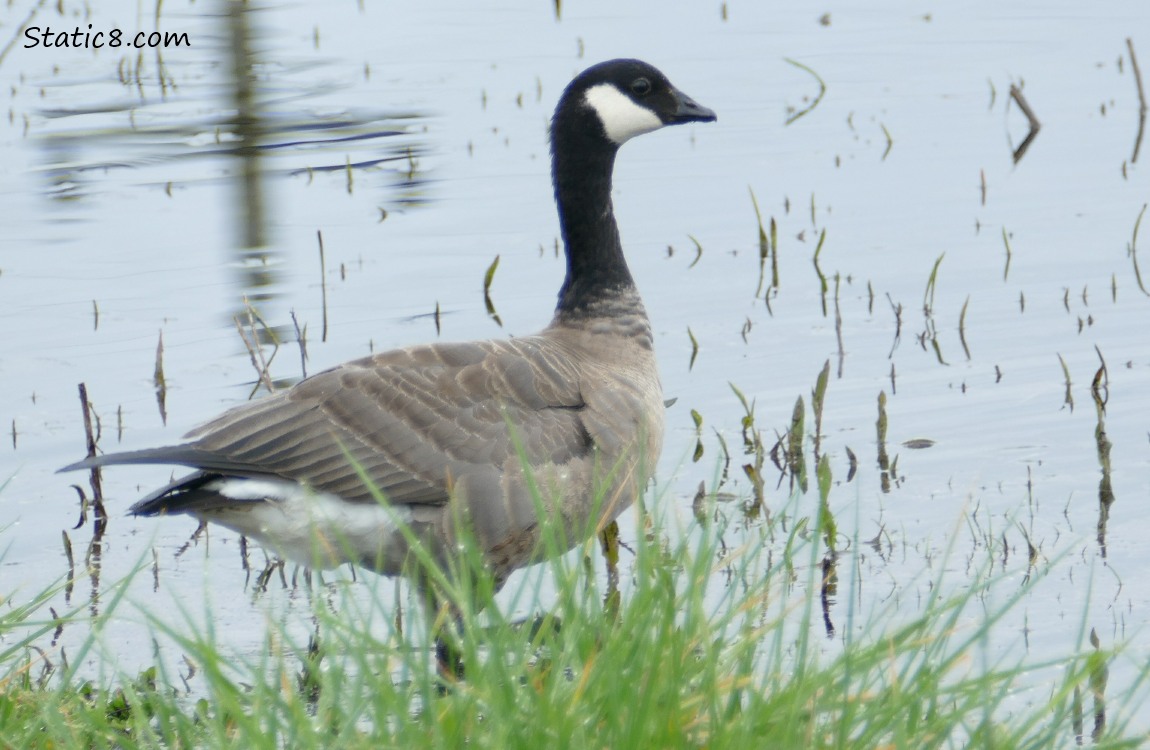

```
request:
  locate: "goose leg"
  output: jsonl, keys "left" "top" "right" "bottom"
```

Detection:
{"left": 434, "top": 632, "right": 465, "bottom": 683}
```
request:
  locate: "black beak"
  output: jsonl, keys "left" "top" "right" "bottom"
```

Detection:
{"left": 668, "top": 86, "right": 717, "bottom": 124}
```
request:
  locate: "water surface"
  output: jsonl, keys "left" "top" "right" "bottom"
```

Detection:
{"left": 2, "top": 0, "right": 1148, "bottom": 732}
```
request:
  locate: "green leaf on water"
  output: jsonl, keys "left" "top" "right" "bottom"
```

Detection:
{"left": 923, "top": 252, "right": 945, "bottom": 315}
{"left": 687, "top": 235, "right": 704, "bottom": 269}
{"left": 816, "top": 454, "right": 835, "bottom": 549}
{"left": 483, "top": 254, "right": 500, "bottom": 293}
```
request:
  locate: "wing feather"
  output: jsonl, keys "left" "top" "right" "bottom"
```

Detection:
{"left": 89, "top": 337, "right": 590, "bottom": 507}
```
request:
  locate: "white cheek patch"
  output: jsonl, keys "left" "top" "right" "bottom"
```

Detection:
{"left": 583, "top": 83, "right": 664, "bottom": 145}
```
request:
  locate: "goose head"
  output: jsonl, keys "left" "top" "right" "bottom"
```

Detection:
{"left": 549, "top": 59, "right": 715, "bottom": 316}
{"left": 557, "top": 58, "right": 717, "bottom": 146}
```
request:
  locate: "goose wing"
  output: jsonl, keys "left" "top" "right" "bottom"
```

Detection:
{"left": 65, "top": 337, "right": 589, "bottom": 507}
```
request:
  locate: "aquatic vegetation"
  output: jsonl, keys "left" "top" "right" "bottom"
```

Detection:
{"left": 3, "top": 475, "right": 1147, "bottom": 748}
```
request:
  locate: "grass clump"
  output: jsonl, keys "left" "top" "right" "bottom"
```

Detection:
{"left": 1, "top": 488, "right": 1147, "bottom": 749}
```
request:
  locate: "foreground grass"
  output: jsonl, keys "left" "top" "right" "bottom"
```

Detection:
{"left": 2, "top": 492, "right": 1147, "bottom": 749}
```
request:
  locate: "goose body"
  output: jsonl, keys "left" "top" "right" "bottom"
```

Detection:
{"left": 62, "top": 58, "right": 716, "bottom": 592}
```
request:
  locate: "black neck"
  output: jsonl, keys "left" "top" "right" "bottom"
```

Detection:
{"left": 551, "top": 122, "right": 636, "bottom": 318}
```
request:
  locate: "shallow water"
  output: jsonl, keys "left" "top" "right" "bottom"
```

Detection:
{"left": 2, "top": 0, "right": 1149, "bottom": 733}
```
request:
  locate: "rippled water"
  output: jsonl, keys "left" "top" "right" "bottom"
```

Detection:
{"left": 2, "top": 0, "right": 1149, "bottom": 732}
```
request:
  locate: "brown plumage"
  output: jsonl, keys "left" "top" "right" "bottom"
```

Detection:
{"left": 62, "top": 59, "right": 715, "bottom": 627}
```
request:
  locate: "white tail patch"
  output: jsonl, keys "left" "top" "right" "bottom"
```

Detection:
{"left": 583, "top": 83, "right": 663, "bottom": 145}
{"left": 203, "top": 477, "right": 411, "bottom": 570}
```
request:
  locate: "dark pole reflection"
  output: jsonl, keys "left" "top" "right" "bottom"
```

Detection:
{"left": 226, "top": 0, "right": 285, "bottom": 364}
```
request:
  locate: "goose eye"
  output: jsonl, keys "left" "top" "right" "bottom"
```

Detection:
{"left": 630, "top": 77, "right": 652, "bottom": 96}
